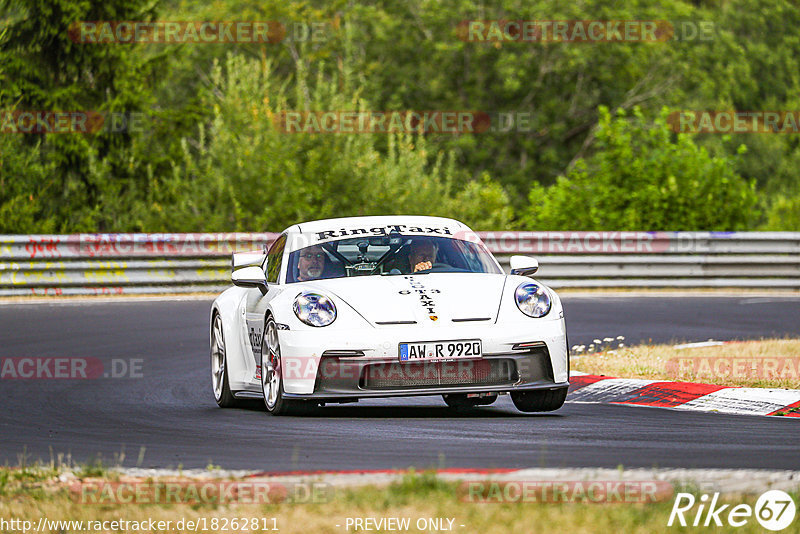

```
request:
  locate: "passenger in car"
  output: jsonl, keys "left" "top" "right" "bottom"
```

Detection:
{"left": 408, "top": 240, "right": 438, "bottom": 272}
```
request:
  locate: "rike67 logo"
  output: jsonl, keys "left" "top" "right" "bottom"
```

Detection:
{"left": 668, "top": 490, "right": 796, "bottom": 531}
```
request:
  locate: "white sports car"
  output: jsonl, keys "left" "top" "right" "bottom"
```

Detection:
{"left": 210, "top": 216, "right": 569, "bottom": 415}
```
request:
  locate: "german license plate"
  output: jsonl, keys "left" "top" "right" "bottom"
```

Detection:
{"left": 398, "top": 340, "right": 482, "bottom": 362}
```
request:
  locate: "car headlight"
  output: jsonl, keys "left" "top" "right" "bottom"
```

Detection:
{"left": 293, "top": 292, "right": 337, "bottom": 327}
{"left": 515, "top": 283, "right": 551, "bottom": 318}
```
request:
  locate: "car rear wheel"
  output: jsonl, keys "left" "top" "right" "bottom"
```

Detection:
{"left": 511, "top": 387, "right": 568, "bottom": 412}
{"left": 261, "top": 318, "right": 312, "bottom": 416}
{"left": 442, "top": 393, "right": 498, "bottom": 409}
{"left": 211, "top": 313, "right": 240, "bottom": 408}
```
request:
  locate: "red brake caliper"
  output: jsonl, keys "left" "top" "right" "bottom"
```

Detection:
{"left": 270, "top": 350, "right": 281, "bottom": 379}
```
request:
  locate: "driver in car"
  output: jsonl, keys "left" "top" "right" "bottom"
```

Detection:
{"left": 409, "top": 240, "right": 439, "bottom": 272}
{"left": 297, "top": 245, "right": 326, "bottom": 281}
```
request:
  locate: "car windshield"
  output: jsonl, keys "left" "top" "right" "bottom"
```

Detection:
{"left": 286, "top": 235, "right": 501, "bottom": 283}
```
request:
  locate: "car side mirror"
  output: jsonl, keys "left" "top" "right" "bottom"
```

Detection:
{"left": 232, "top": 266, "right": 268, "bottom": 294}
{"left": 509, "top": 255, "right": 539, "bottom": 277}
{"left": 231, "top": 251, "right": 266, "bottom": 270}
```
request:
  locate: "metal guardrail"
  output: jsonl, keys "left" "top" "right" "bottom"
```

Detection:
{"left": 1, "top": 232, "right": 798, "bottom": 295}
{"left": 0, "top": 233, "right": 275, "bottom": 296}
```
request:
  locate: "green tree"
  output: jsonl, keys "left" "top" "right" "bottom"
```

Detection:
{"left": 761, "top": 192, "right": 800, "bottom": 230}
{"left": 521, "top": 107, "right": 758, "bottom": 230}
{"left": 5, "top": 0, "right": 800, "bottom": 232}
{"left": 0, "top": 0, "right": 161, "bottom": 231}
{"left": 153, "top": 52, "right": 513, "bottom": 231}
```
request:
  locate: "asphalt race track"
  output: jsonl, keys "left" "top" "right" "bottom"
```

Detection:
{"left": 1, "top": 295, "right": 799, "bottom": 471}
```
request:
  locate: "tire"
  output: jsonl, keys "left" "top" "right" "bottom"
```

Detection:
{"left": 511, "top": 387, "right": 568, "bottom": 413}
{"left": 211, "top": 312, "right": 240, "bottom": 408}
{"left": 442, "top": 393, "right": 498, "bottom": 409}
{"left": 261, "top": 317, "right": 312, "bottom": 416}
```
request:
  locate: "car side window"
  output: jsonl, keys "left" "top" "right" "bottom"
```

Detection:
{"left": 265, "top": 234, "right": 287, "bottom": 284}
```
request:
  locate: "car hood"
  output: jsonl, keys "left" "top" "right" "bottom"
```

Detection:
{"left": 300, "top": 273, "right": 507, "bottom": 326}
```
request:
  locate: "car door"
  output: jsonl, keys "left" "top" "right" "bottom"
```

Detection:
{"left": 242, "top": 233, "right": 287, "bottom": 381}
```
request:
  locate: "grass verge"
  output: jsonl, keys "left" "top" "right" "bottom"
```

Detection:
{"left": 572, "top": 338, "right": 800, "bottom": 389}
{"left": 1, "top": 467, "right": 797, "bottom": 534}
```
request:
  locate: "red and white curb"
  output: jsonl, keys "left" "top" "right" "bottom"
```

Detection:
{"left": 568, "top": 372, "right": 800, "bottom": 417}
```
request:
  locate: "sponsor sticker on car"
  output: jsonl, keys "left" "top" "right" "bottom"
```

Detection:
{"left": 399, "top": 340, "right": 482, "bottom": 362}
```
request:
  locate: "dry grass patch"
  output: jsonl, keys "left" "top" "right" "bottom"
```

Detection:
{"left": 1, "top": 467, "right": 795, "bottom": 534}
{"left": 573, "top": 339, "right": 800, "bottom": 389}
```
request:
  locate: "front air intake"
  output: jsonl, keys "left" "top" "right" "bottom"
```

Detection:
{"left": 360, "top": 359, "right": 516, "bottom": 389}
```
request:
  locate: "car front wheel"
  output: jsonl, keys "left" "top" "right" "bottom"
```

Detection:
{"left": 261, "top": 318, "right": 311, "bottom": 416}
{"left": 511, "top": 387, "right": 568, "bottom": 412}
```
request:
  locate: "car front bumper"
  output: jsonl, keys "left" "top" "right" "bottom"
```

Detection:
{"left": 277, "top": 319, "right": 568, "bottom": 399}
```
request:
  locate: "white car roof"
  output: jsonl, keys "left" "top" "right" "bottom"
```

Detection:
{"left": 282, "top": 216, "right": 473, "bottom": 252}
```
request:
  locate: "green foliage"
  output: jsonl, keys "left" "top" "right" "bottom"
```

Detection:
{"left": 0, "top": 135, "right": 57, "bottom": 233}
{"left": 1, "top": 0, "right": 800, "bottom": 232}
{"left": 522, "top": 107, "right": 758, "bottom": 230}
{"left": 761, "top": 192, "right": 800, "bottom": 230}
{"left": 344, "top": 0, "right": 701, "bottom": 200}
{"left": 0, "top": 0, "right": 164, "bottom": 231}
{"left": 150, "top": 52, "right": 512, "bottom": 231}
{"left": 378, "top": 469, "right": 454, "bottom": 507}
{"left": 75, "top": 458, "right": 108, "bottom": 478}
